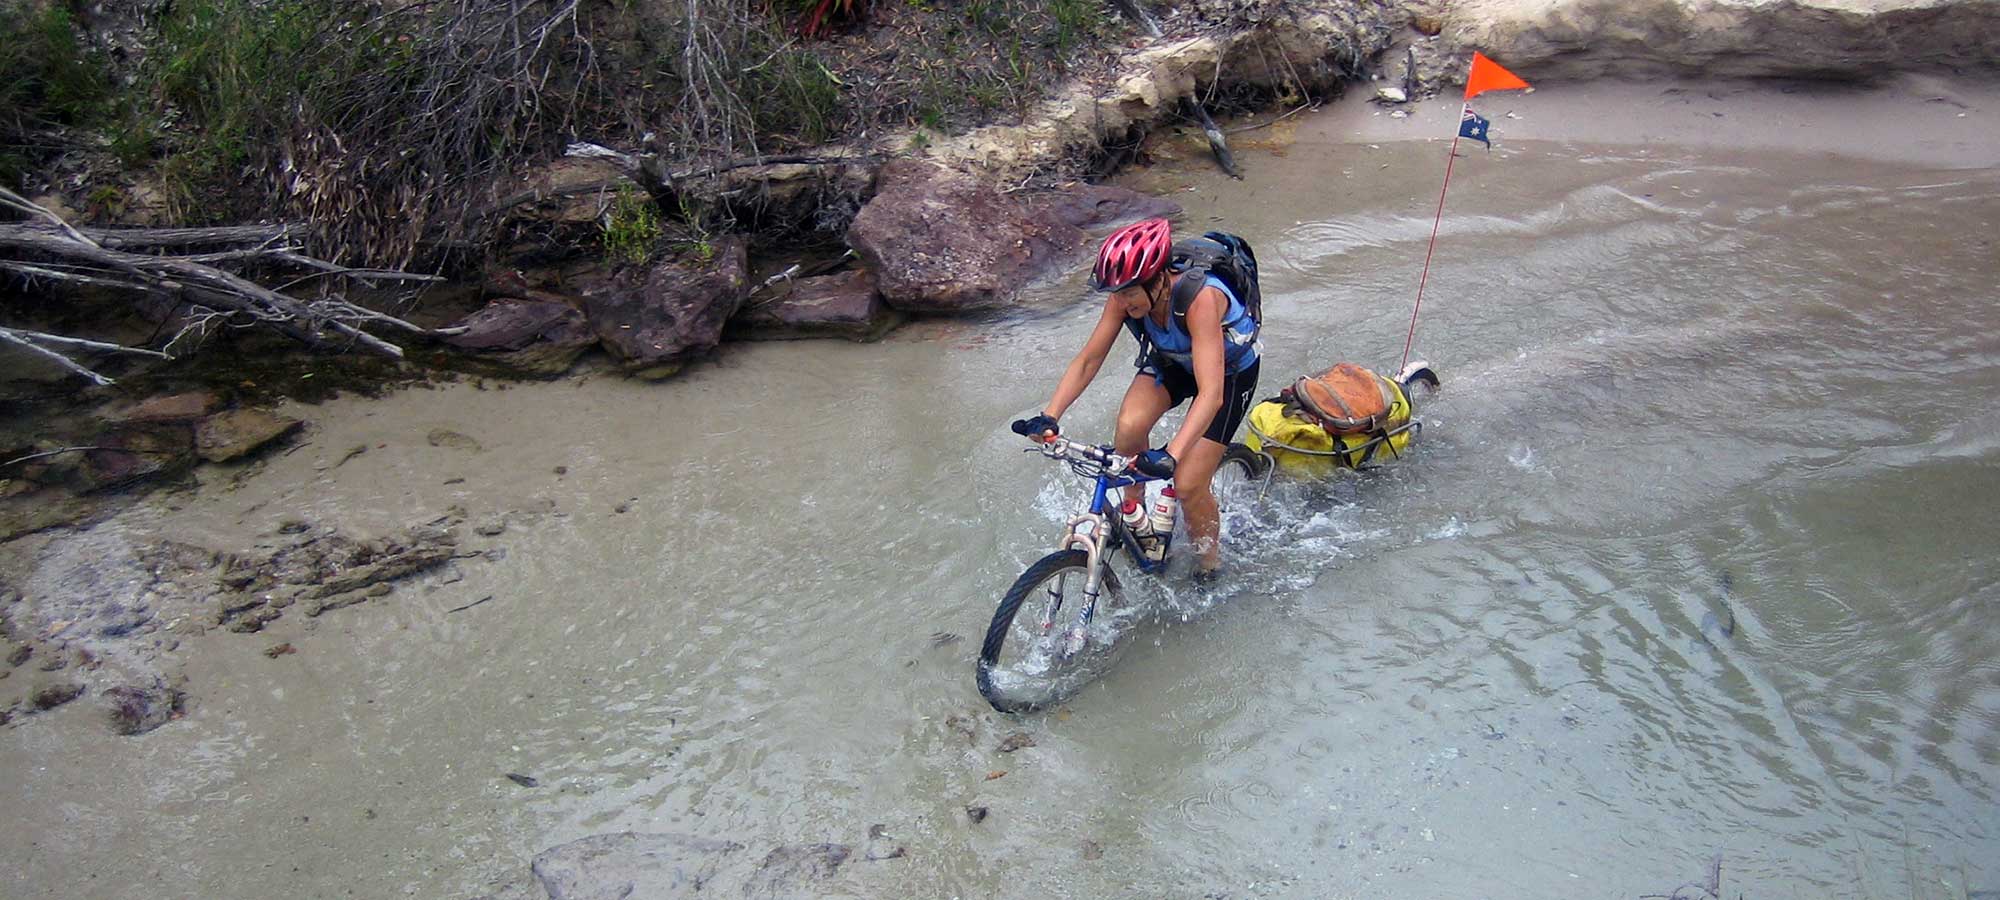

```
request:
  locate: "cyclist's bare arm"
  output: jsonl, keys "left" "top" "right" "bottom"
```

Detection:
{"left": 1040, "top": 297, "right": 1131, "bottom": 421}
{"left": 1167, "top": 287, "right": 1228, "bottom": 461}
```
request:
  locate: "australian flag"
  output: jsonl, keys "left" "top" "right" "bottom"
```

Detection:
{"left": 1459, "top": 107, "right": 1492, "bottom": 147}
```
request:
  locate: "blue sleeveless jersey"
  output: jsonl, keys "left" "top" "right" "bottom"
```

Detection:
{"left": 1140, "top": 275, "right": 1261, "bottom": 374}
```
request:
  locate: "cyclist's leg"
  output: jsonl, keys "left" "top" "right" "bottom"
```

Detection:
{"left": 1177, "top": 360, "right": 1261, "bottom": 573}
{"left": 1115, "top": 370, "right": 1176, "bottom": 508}
{"left": 1174, "top": 438, "right": 1230, "bottom": 572}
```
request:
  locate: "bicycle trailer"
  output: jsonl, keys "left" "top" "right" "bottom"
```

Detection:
{"left": 1242, "top": 362, "right": 1430, "bottom": 477}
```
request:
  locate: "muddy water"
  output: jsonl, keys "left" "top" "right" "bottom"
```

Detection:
{"left": 6, "top": 94, "right": 2000, "bottom": 898}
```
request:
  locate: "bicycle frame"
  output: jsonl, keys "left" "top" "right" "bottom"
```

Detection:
{"left": 1029, "top": 437, "right": 1170, "bottom": 655}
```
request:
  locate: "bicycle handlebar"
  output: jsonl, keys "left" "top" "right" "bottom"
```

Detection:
{"left": 1031, "top": 435, "right": 1137, "bottom": 476}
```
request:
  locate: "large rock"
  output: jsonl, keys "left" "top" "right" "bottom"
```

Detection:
{"left": 1018, "top": 182, "right": 1182, "bottom": 232}
{"left": 442, "top": 298, "right": 597, "bottom": 377}
{"left": 529, "top": 833, "right": 865, "bottom": 900}
{"left": 846, "top": 161, "right": 1087, "bottom": 314}
{"left": 728, "top": 269, "right": 901, "bottom": 342}
{"left": 100, "top": 391, "right": 221, "bottom": 424}
{"left": 194, "top": 408, "right": 302, "bottom": 463}
{"left": 579, "top": 238, "right": 749, "bottom": 379}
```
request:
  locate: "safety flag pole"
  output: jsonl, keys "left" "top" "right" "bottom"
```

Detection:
{"left": 1399, "top": 52, "right": 1531, "bottom": 372}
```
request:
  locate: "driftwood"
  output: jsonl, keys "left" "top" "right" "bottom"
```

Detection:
{"left": 1109, "top": 0, "right": 1162, "bottom": 38}
{"left": 0, "top": 188, "right": 444, "bottom": 385}
{"left": 1190, "top": 101, "right": 1242, "bottom": 179}
{"left": 560, "top": 143, "right": 878, "bottom": 203}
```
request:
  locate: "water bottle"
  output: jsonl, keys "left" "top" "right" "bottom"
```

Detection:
{"left": 1144, "top": 487, "right": 1177, "bottom": 560}
{"left": 1119, "top": 496, "right": 1153, "bottom": 537}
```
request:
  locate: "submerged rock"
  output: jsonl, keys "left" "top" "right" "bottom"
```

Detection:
{"left": 80, "top": 424, "right": 197, "bottom": 489}
{"left": 104, "top": 680, "right": 185, "bottom": 735}
{"left": 531, "top": 833, "right": 748, "bottom": 900}
{"left": 31, "top": 682, "right": 84, "bottom": 711}
{"left": 528, "top": 832, "right": 896, "bottom": 900}
{"left": 194, "top": 408, "right": 303, "bottom": 463}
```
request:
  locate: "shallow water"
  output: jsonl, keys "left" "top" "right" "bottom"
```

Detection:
{"left": 5, "top": 101, "right": 1999, "bottom": 899}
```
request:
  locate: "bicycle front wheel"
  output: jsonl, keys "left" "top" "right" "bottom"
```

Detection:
{"left": 976, "top": 549, "right": 1119, "bottom": 713}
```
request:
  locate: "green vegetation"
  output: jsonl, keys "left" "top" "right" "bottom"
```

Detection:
{"left": 5, "top": 0, "right": 1126, "bottom": 263}
{"left": 602, "top": 186, "right": 664, "bottom": 266}
{"left": 0, "top": 4, "right": 112, "bottom": 188}
{"left": 146, "top": 0, "right": 357, "bottom": 220}
{"left": 742, "top": 50, "right": 846, "bottom": 146}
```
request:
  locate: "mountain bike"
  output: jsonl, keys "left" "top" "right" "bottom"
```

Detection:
{"left": 975, "top": 436, "right": 1267, "bottom": 713}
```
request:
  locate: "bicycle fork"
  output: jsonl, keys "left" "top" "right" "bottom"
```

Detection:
{"left": 1050, "top": 512, "right": 1113, "bottom": 658}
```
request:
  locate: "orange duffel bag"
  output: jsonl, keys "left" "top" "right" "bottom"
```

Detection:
{"left": 1288, "top": 363, "right": 1398, "bottom": 435}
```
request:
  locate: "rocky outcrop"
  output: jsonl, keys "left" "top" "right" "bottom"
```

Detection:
{"left": 443, "top": 298, "right": 598, "bottom": 377}
{"left": 1447, "top": 0, "right": 2000, "bottom": 81}
{"left": 579, "top": 237, "right": 749, "bottom": 379}
{"left": 846, "top": 161, "right": 1087, "bottom": 313}
{"left": 921, "top": 9, "right": 1402, "bottom": 178}
{"left": 728, "top": 269, "right": 900, "bottom": 341}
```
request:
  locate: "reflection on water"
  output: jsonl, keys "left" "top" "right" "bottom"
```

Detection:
{"left": 3, "top": 124, "right": 1998, "bottom": 899}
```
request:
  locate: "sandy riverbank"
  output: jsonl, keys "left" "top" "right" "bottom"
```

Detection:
{"left": 1316, "top": 71, "right": 2000, "bottom": 169}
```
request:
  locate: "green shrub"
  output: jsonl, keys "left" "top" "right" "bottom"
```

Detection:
{"left": 145, "top": 0, "right": 354, "bottom": 219}
{"left": 603, "top": 185, "right": 663, "bottom": 266}
{"left": 743, "top": 49, "right": 845, "bottom": 145}
{"left": 0, "top": 4, "right": 111, "bottom": 187}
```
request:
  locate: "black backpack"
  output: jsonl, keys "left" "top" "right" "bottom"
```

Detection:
{"left": 1124, "top": 231, "right": 1263, "bottom": 361}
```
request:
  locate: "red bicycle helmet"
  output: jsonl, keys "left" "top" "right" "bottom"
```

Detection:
{"left": 1091, "top": 217, "right": 1173, "bottom": 292}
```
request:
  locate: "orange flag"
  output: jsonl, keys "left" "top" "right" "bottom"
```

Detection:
{"left": 1463, "top": 51, "right": 1530, "bottom": 101}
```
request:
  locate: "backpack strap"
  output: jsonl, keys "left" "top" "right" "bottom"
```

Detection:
{"left": 1168, "top": 262, "right": 1212, "bottom": 325}
{"left": 1122, "top": 316, "right": 1155, "bottom": 369}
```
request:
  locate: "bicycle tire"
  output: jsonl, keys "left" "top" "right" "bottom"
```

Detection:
{"left": 1220, "top": 442, "right": 1270, "bottom": 480}
{"left": 1210, "top": 443, "right": 1272, "bottom": 539}
{"left": 976, "top": 549, "right": 1117, "bottom": 713}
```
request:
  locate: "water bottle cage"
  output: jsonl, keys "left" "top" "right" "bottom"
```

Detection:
{"left": 1118, "top": 509, "right": 1171, "bottom": 565}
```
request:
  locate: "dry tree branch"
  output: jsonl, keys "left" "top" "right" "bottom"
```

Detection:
{"left": 2, "top": 447, "right": 122, "bottom": 469}
{"left": 2, "top": 188, "right": 447, "bottom": 372}
{"left": 0, "top": 328, "right": 119, "bottom": 386}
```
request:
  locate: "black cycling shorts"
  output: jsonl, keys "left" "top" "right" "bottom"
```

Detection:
{"left": 1139, "top": 358, "right": 1262, "bottom": 445}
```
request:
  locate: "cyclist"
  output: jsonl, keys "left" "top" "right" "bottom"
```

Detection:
{"left": 1012, "top": 217, "right": 1262, "bottom": 581}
